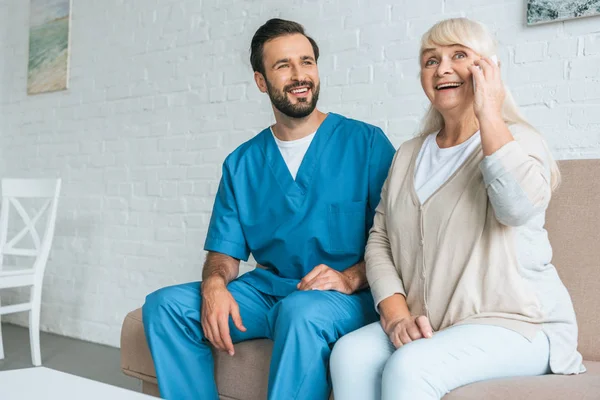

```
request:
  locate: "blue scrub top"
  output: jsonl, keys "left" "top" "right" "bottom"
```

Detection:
{"left": 204, "top": 113, "right": 395, "bottom": 297}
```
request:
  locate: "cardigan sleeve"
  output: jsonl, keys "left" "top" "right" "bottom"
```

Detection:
{"left": 479, "top": 124, "right": 553, "bottom": 227}
{"left": 365, "top": 148, "right": 407, "bottom": 311}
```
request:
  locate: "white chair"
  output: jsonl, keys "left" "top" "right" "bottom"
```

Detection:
{"left": 0, "top": 179, "right": 61, "bottom": 366}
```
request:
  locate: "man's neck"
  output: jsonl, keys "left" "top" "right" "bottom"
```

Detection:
{"left": 271, "top": 109, "right": 328, "bottom": 141}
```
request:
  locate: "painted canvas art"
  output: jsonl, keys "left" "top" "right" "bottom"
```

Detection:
{"left": 527, "top": 0, "right": 600, "bottom": 25}
{"left": 27, "top": 0, "right": 72, "bottom": 94}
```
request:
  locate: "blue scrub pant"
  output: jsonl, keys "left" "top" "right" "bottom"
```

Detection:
{"left": 142, "top": 279, "right": 377, "bottom": 400}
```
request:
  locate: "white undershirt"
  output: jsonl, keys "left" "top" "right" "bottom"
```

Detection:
{"left": 414, "top": 130, "right": 482, "bottom": 204}
{"left": 271, "top": 129, "right": 316, "bottom": 180}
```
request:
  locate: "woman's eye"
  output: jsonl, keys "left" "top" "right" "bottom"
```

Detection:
{"left": 425, "top": 59, "right": 438, "bottom": 66}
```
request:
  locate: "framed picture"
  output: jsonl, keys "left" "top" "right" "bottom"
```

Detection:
{"left": 27, "top": 0, "right": 72, "bottom": 95}
{"left": 527, "top": 0, "right": 600, "bottom": 25}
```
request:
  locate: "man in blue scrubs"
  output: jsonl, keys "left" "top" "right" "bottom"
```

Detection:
{"left": 142, "top": 18, "right": 395, "bottom": 400}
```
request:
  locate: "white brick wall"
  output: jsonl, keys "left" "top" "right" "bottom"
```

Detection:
{"left": 0, "top": 0, "right": 599, "bottom": 347}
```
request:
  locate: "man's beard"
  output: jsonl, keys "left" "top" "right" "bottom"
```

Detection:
{"left": 266, "top": 79, "right": 320, "bottom": 119}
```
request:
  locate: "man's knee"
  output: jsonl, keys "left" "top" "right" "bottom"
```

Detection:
{"left": 274, "top": 291, "right": 325, "bottom": 332}
{"left": 142, "top": 283, "right": 200, "bottom": 326}
{"left": 143, "top": 287, "right": 173, "bottom": 324}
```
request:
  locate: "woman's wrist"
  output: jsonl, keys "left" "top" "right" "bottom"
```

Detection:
{"left": 378, "top": 294, "right": 410, "bottom": 329}
{"left": 476, "top": 108, "right": 503, "bottom": 125}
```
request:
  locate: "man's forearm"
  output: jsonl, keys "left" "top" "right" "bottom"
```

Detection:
{"left": 341, "top": 260, "right": 368, "bottom": 293}
{"left": 202, "top": 251, "right": 240, "bottom": 286}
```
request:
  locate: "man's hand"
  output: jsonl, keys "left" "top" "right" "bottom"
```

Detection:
{"left": 383, "top": 315, "right": 433, "bottom": 349}
{"left": 201, "top": 277, "right": 246, "bottom": 356}
{"left": 297, "top": 264, "right": 354, "bottom": 294}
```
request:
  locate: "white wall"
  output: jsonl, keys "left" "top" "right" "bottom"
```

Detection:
{"left": 0, "top": 0, "right": 598, "bottom": 347}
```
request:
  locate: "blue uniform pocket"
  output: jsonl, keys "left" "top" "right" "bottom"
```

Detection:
{"left": 328, "top": 201, "right": 367, "bottom": 254}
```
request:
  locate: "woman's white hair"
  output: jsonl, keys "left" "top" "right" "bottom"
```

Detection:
{"left": 418, "top": 18, "right": 560, "bottom": 190}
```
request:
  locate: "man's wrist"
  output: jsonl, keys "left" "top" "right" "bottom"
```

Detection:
{"left": 341, "top": 269, "right": 363, "bottom": 294}
{"left": 201, "top": 275, "right": 227, "bottom": 292}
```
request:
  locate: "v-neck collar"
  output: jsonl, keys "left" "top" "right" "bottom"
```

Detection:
{"left": 261, "top": 113, "right": 342, "bottom": 202}
{"left": 408, "top": 134, "right": 483, "bottom": 208}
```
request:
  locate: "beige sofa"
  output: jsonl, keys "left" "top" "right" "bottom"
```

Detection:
{"left": 121, "top": 159, "right": 600, "bottom": 399}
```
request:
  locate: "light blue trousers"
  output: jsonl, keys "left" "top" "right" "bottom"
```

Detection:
{"left": 330, "top": 322, "right": 550, "bottom": 400}
{"left": 142, "top": 280, "right": 377, "bottom": 400}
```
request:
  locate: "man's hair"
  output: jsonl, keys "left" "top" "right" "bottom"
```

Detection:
{"left": 250, "top": 18, "right": 319, "bottom": 77}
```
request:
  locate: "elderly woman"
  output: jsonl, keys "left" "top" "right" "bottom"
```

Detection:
{"left": 329, "top": 18, "right": 585, "bottom": 400}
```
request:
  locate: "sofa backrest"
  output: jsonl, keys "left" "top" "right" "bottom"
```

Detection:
{"left": 546, "top": 159, "right": 600, "bottom": 362}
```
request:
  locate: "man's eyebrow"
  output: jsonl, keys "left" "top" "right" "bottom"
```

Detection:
{"left": 271, "top": 55, "right": 316, "bottom": 68}
{"left": 272, "top": 58, "right": 290, "bottom": 68}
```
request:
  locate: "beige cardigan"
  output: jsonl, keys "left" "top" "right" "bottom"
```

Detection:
{"left": 366, "top": 124, "right": 585, "bottom": 375}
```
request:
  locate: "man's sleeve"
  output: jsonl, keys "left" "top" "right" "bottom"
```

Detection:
{"left": 204, "top": 159, "right": 250, "bottom": 261}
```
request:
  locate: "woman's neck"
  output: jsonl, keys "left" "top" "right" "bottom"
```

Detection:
{"left": 437, "top": 110, "right": 480, "bottom": 148}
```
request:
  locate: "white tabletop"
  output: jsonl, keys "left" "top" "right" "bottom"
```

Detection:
{"left": 0, "top": 367, "right": 154, "bottom": 399}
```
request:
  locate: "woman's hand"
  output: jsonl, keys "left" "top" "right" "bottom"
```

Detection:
{"left": 469, "top": 57, "right": 505, "bottom": 121}
{"left": 382, "top": 315, "right": 433, "bottom": 349}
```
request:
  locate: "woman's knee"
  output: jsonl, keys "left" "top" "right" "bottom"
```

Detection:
{"left": 330, "top": 333, "right": 358, "bottom": 373}
{"left": 382, "top": 344, "right": 441, "bottom": 399}
{"left": 382, "top": 344, "right": 428, "bottom": 385}
{"left": 331, "top": 324, "right": 391, "bottom": 375}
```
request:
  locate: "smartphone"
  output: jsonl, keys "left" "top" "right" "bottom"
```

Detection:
{"left": 473, "top": 55, "right": 498, "bottom": 91}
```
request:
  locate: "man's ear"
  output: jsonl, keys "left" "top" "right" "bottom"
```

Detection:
{"left": 254, "top": 71, "right": 268, "bottom": 93}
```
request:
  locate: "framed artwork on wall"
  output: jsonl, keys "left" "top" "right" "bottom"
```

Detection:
{"left": 27, "top": 0, "right": 72, "bottom": 95}
{"left": 527, "top": 0, "right": 600, "bottom": 25}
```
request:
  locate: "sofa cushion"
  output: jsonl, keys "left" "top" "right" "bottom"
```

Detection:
{"left": 443, "top": 360, "right": 600, "bottom": 399}
{"left": 546, "top": 159, "right": 600, "bottom": 362}
{"left": 122, "top": 308, "right": 600, "bottom": 400}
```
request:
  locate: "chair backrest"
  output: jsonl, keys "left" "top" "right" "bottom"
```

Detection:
{"left": 0, "top": 179, "right": 62, "bottom": 282}
{"left": 546, "top": 160, "right": 600, "bottom": 362}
